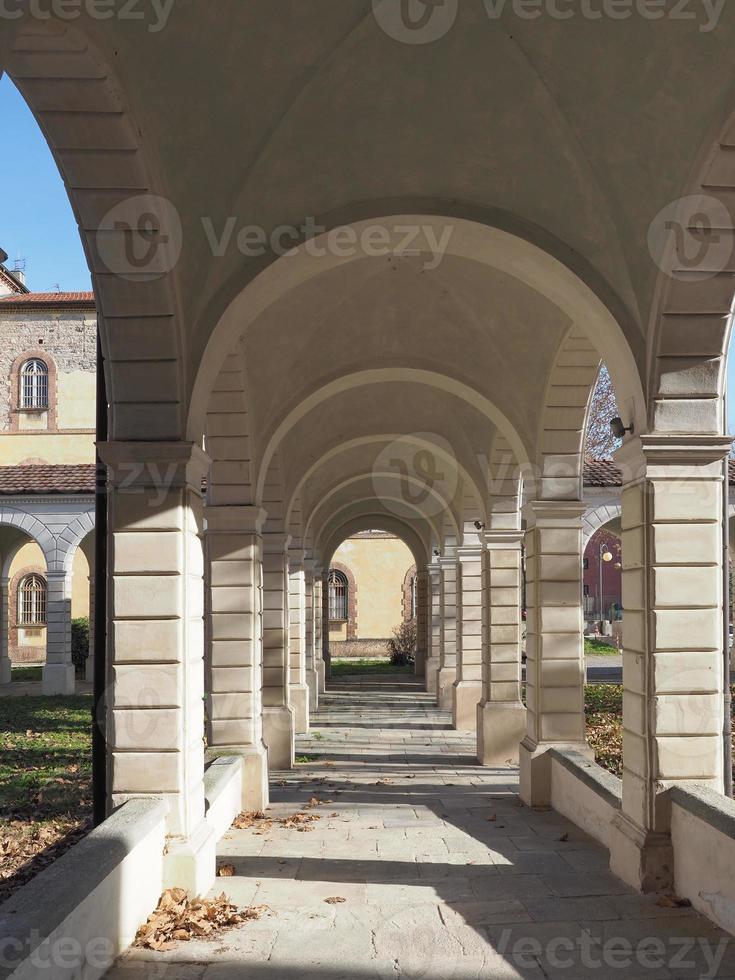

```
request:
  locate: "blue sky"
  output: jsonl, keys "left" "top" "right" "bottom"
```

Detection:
{"left": 3, "top": 75, "right": 735, "bottom": 433}
{"left": 0, "top": 75, "right": 91, "bottom": 293}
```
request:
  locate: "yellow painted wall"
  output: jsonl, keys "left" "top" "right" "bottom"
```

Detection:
{"left": 1, "top": 432, "right": 95, "bottom": 464}
{"left": 57, "top": 370, "right": 96, "bottom": 430}
{"left": 329, "top": 535, "right": 414, "bottom": 640}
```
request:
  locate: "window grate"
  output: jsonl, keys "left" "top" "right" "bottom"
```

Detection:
{"left": 328, "top": 569, "right": 348, "bottom": 621}
{"left": 20, "top": 359, "right": 48, "bottom": 409}
{"left": 19, "top": 574, "right": 47, "bottom": 625}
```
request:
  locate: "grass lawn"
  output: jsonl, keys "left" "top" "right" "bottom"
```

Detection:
{"left": 11, "top": 666, "right": 42, "bottom": 683}
{"left": 584, "top": 638, "right": 620, "bottom": 657}
{"left": 0, "top": 694, "right": 93, "bottom": 902}
{"left": 330, "top": 658, "right": 413, "bottom": 676}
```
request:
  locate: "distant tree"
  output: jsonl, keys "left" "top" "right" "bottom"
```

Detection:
{"left": 585, "top": 365, "right": 621, "bottom": 460}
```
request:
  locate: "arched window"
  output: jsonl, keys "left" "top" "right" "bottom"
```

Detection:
{"left": 20, "top": 359, "right": 48, "bottom": 409}
{"left": 328, "top": 569, "right": 348, "bottom": 621}
{"left": 18, "top": 574, "right": 46, "bottom": 625}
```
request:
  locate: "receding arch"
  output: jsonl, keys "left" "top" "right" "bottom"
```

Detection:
{"left": 320, "top": 515, "right": 430, "bottom": 573}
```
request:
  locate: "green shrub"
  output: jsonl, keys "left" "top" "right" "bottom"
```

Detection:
{"left": 71, "top": 618, "right": 90, "bottom": 678}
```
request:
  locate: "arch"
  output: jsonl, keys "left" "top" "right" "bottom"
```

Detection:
{"left": 320, "top": 513, "right": 430, "bottom": 573}
{"left": 188, "top": 214, "right": 646, "bottom": 448}
{"left": 536, "top": 326, "right": 603, "bottom": 501}
{"left": 205, "top": 344, "right": 255, "bottom": 506}
{"left": 257, "top": 368, "right": 528, "bottom": 504}
{"left": 1, "top": 18, "right": 186, "bottom": 442}
{"left": 286, "top": 434, "right": 486, "bottom": 534}
{"left": 303, "top": 469, "right": 462, "bottom": 548}
{"left": 487, "top": 432, "right": 523, "bottom": 531}
{"left": 59, "top": 509, "right": 96, "bottom": 575}
{"left": 0, "top": 506, "right": 55, "bottom": 571}
{"left": 582, "top": 502, "right": 623, "bottom": 547}
{"left": 314, "top": 496, "right": 443, "bottom": 559}
{"left": 648, "top": 103, "right": 735, "bottom": 436}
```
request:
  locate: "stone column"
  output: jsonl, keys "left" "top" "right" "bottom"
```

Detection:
{"left": 0, "top": 577, "right": 10, "bottom": 685}
{"left": 261, "top": 532, "right": 295, "bottom": 769}
{"left": 519, "top": 501, "right": 590, "bottom": 806}
{"left": 42, "top": 569, "right": 75, "bottom": 695}
{"left": 85, "top": 572, "right": 95, "bottom": 684}
{"left": 205, "top": 505, "right": 269, "bottom": 811}
{"left": 414, "top": 569, "right": 428, "bottom": 677}
{"left": 304, "top": 561, "right": 319, "bottom": 709}
{"left": 437, "top": 556, "right": 459, "bottom": 710}
{"left": 101, "top": 441, "right": 216, "bottom": 895}
{"left": 609, "top": 435, "right": 730, "bottom": 892}
{"left": 288, "top": 550, "right": 310, "bottom": 734}
{"left": 314, "top": 571, "right": 326, "bottom": 693}
{"left": 477, "top": 531, "right": 526, "bottom": 765}
{"left": 425, "top": 562, "right": 441, "bottom": 695}
{"left": 453, "top": 546, "right": 485, "bottom": 730}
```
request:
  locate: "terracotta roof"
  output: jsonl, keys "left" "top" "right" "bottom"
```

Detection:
{"left": 0, "top": 291, "right": 95, "bottom": 311}
{"left": 0, "top": 464, "right": 95, "bottom": 495}
{"left": 583, "top": 459, "right": 622, "bottom": 487}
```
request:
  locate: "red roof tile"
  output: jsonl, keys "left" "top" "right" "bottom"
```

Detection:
{"left": 0, "top": 291, "right": 95, "bottom": 311}
{"left": 0, "top": 464, "right": 95, "bottom": 495}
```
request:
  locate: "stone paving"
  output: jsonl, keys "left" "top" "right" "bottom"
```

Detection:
{"left": 108, "top": 675, "right": 734, "bottom": 980}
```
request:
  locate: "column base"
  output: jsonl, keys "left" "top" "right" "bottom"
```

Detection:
{"left": 263, "top": 704, "right": 295, "bottom": 769}
{"left": 436, "top": 666, "right": 456, "bottom": 710}
{"left": 424, "top": 656, "right": 439, "bottom": 694}
{"left": 0, "top": 658, "right": 11, "bottom": 685}
{"left": 163, "top": 819, "right": 217, "bottom": 897}
{"left": 316, "top": 658, "right": 326, "bottom": 694}
{"left": 306, "top": 667, "right": 319, "bottom": 709}
{"left": 477, "top": 700, "right": 527, "bottom": 765}
{"left": 239, "top": 742, "right": 270, "bottom": 811}
{"left": 42, "top": 663, "right": 75, "bottom": 695}
{"left": 452, "top": 679, "right": 482, "bottom": 731}
{"left": 609, "top": 811, "right": 673, "bottom": 893}
{"left": 519, "top": 736, "right": 593, "bottom": 807}
{"left": 291, "top": 682, "right": 310, "bottom": 734}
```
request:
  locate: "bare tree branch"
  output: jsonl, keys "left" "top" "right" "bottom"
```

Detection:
{"left": 584, "top": 365, "right": 621, "bottom": 460}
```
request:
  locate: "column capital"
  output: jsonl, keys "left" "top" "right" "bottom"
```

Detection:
{"left": 482, "top": 529, "right": 524, "bottom": 549}
{"left": 262, "top": 531, "right": 291, "bottom": 555}
{"left": 525, "top": 499, "right": 586, "bottom": 527}
{"left": 437, "top": 554, "right": 458, "bottom": 569}
{"left": 616, "top": 433, "right": 733, "bottom": 484}
{"left": 288, "top": 548, "right": 306, "bottom": 568}
{"left": 98, "top": 440, "right": 210, "bottom": 490}
{"left": 204, "top": 505, "right": 267, "bottom": 534}
{"left": 457, "top": 545, "right": 484, "bottom": 562}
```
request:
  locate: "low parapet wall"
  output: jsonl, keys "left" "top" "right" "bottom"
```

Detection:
{"left": 549, "top": 748, "right": 622, "bottom": 849}
{"left": 0, "top": 798, "right": 166, "bottom": 980}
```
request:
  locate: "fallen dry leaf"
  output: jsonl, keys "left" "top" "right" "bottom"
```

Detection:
{"left": 217, "top": 865, "right": 235, "bottom": 877}
{"left": 324, "top": 896, "right": 346, "bottom": 904}
{"left": 656, "top": 894, "right": 692, "bottom": 909}
{"left": 134, "top": 889, "right": 267, "bottom": 950}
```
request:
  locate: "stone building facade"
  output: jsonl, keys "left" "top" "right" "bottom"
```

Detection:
{"left": 0, "top": 251, "right": 95, "bottom": 691}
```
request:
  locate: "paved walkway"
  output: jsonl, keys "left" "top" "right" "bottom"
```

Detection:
{"left": 109, "top": 675, "right": 733, "bottom": 979}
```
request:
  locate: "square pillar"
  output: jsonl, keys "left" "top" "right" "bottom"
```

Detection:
{"left": 314, "top": 571, "right": 326, "bottom": 693}
{"left": 477, "top": 531, "right": 526, "bottom": 765}
{"left": 101, "top": 441, "right": 216, "bottom": 896}
{"left": 424, "top": 563, "right": 441, "bottom": 695}
{"left": 204, "top": 505, "right": 269, "bottom": 812}
{"left": 609, "top": 435, "right": 730, "bottom": 892}
{"left": 304, "top": 561, "right": 319, "bottom": 709}
{"left": 0, "top": 577, "right": 10, "bottom": 685}
{"left": 453, "top": 546, "right": 485, "bottom": 731}
{"left": 519, "top": 501, "right": 590, "bottom": 806}
{"left": 288, "top": 550, "right": 310, "bottom": 733}
{"left": 42, "top": 569, "right": 75, "bottom": 695}
{"left": 414, "top": 569, "right": 428, "bottom": 677}
{"left": 437, "top": 556, "right": 458, "bottom": 710}
{"left": 261, "top": 532, "right": 295, "bottom": 769}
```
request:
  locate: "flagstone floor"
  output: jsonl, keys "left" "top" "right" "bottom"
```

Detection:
{"left": 107, "top": 675, "right": 734, "bottom": 980}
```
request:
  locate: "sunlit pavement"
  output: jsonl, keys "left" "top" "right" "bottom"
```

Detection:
{"left": 108, "top": 675, "right": 733, "bottom": 980}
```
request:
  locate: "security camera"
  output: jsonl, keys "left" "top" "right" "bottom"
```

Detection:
{"left": 474, "top": 520, "right": 486, "bottom": 531}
